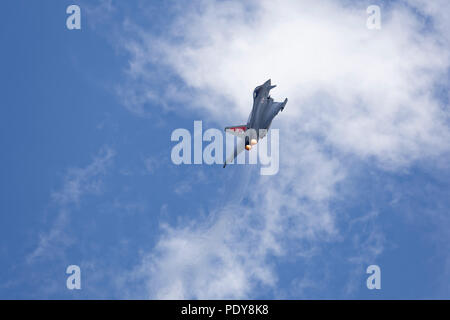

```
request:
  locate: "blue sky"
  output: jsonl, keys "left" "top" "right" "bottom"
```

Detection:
{"left": 0, "top": 0, "right": 449, "bottom": 299}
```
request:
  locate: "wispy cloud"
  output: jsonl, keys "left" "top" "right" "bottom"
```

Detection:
{"left": 51, "top": 147, "right": 115, "bottom": 205}
{"left": 27, "top": 146, "right": 115, "bottom": 263}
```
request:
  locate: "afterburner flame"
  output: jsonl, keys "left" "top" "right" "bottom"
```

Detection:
{"left": 251, "top": 139, "right": 257, "bottom": 145}
{"left": 245, "top": 145, "right": 252, "bottom": 151}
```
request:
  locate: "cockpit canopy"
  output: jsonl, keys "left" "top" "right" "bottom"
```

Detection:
{"left": 253, "top": 86, "right": 262, "bottom": 99}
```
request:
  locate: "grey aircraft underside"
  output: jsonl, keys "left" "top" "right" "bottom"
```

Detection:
{"left": 223, "top": 79, "right": 288, "bottom": 167}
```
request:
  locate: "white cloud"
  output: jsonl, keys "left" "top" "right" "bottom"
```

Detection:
{"left": 131, "top": 209, "right": 275, "bottom": 299}
{"left": 128, "top": 139, "right": 344, "bottom": 299}
{"left": 116, "top": 0, "right": 450, "bottom": 298}
{"left": 123, "top": 0, "right": 450, "bottom": 167}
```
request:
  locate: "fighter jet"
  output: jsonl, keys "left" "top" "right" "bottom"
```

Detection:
{"left": 223, "top": 79, "right": 288, "bottom": 167}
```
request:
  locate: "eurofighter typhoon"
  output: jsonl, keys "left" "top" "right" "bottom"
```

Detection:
{"left": 223, "top": 79, "right": 288, "bottom": 167}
